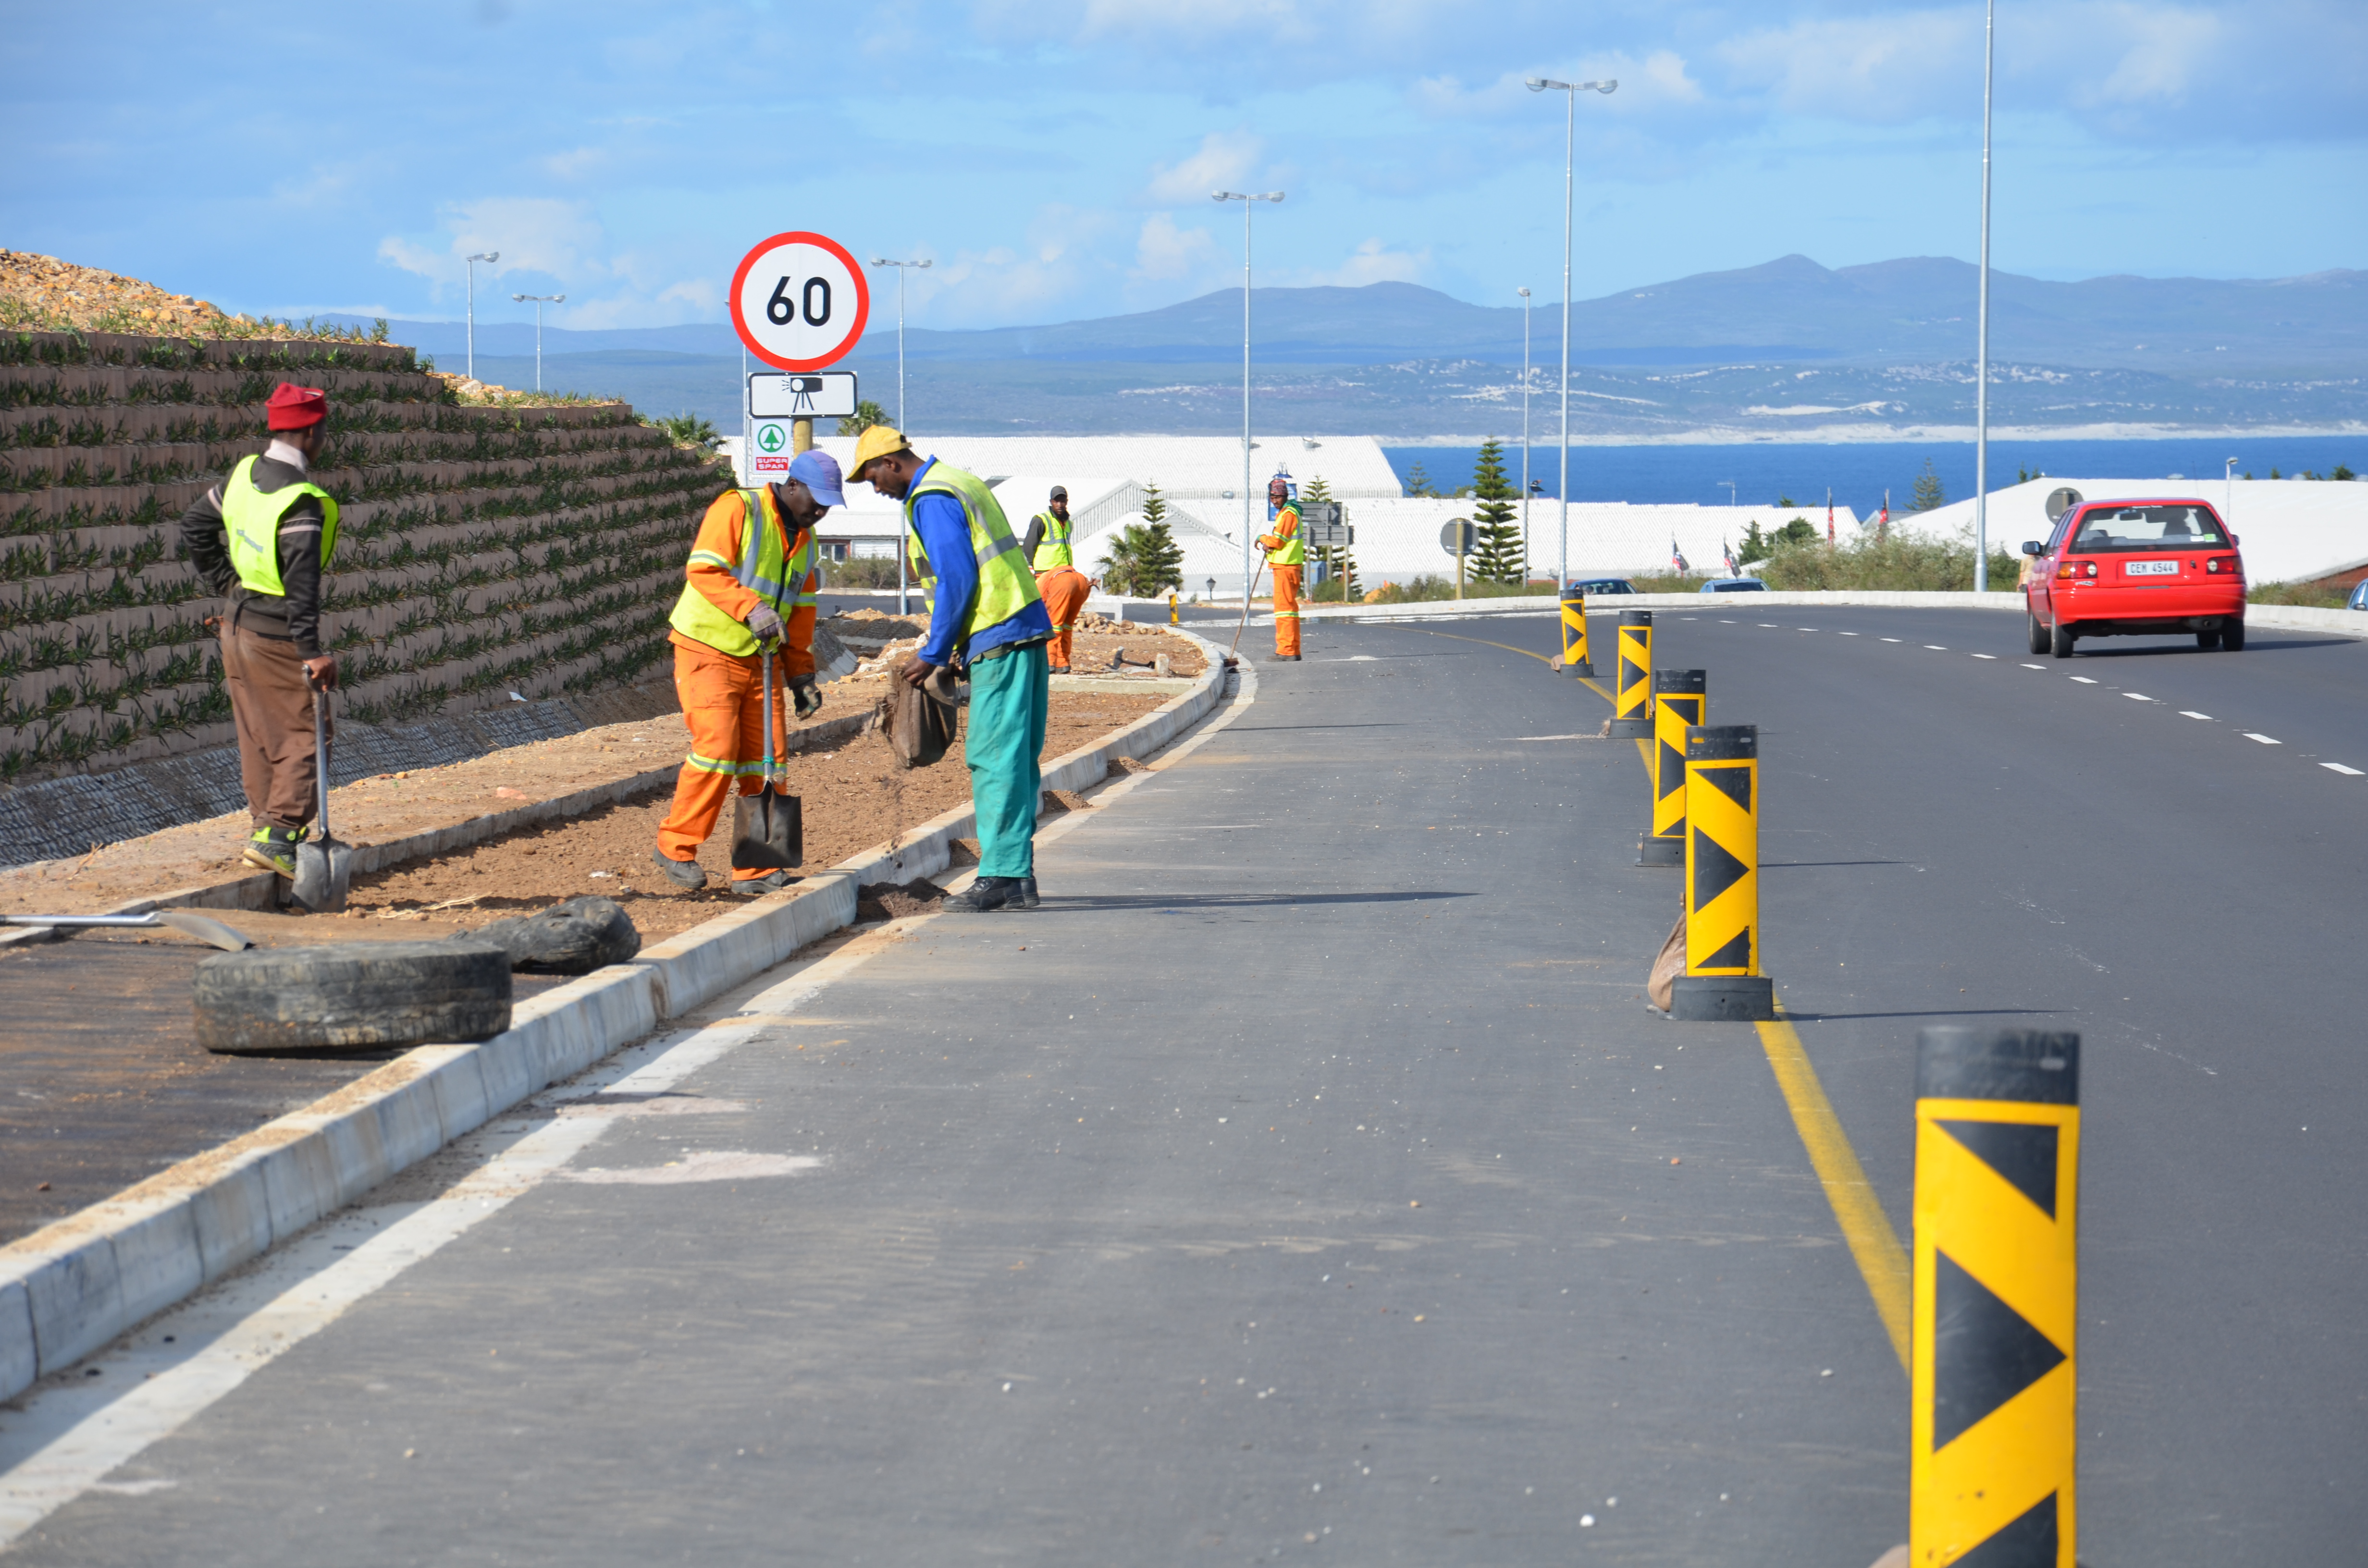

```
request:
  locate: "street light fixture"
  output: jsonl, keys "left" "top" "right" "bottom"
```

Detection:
{"left": 465, "top": 251, "right": 499, "bottom": 381}
{"left": 1526, "top": 75, "right": 1616, "bottom": 592}
{"left": 2226, "top": 455, "right": 2239, "bottom": 527}
{"left": 868, "top": 257, "right": 932, "bottom": 432}
{"left": 1214, "top": 190, "right": 1285, "bottom": 601}
{"left": 510, "top": 293, "right": 564, "bottom": 392}
{"left": 1517, "top": 286, "right": 1532, "bottom": 581}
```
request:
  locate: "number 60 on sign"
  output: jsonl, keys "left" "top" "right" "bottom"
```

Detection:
{"left": 728, "top": 231, "right": 872, "bottom": 372}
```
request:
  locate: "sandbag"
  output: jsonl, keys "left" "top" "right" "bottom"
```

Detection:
{"left": 882, "top": 657, "right": 961, "bottom": 770}
{"left": 195, "top": 941, "right": 512, "bottom": 1055}
{"left": 1647, "top": 910, "right": 1687, "bottom": 1012}
{"left": 460, "top": 895, "right": 640, "bottom": 974}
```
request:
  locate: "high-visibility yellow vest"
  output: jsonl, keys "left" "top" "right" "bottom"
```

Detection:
{"left": 222, "top": 455, "right": 338, "bottom": 596}
{"left": 903, "top": 461, "right": 1042, "bottom": 657}
{"left": 1264, "top": 499, "right": 1306, "bottom": 567}
{"left": 1031, "top": 510, "right": 1073, "bottom": 571}
{"left": 668, "top": 488, "right": 817, "bottom": 657}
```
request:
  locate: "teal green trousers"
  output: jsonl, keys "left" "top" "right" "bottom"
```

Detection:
{"left": 967, "top": 642, "right": 1049, "bottom": 878}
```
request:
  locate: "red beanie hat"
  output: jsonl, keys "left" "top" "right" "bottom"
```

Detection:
{"left": 265, "top": 383, "right": 329, "bottom": 430}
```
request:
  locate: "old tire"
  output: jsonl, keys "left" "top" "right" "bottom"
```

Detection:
{"left": 2221, "top": 618, "right": 2246, "bottom": 651}
{"left": 194, "top": 941, "right": 512, "bottom": 1056}
{"left": 2027, "top": 613, "right": 2050, "bottom": 655}
{"left": 2050, "top": 621, "right": 2076, "bottom": 659}
{"left": 461, "top": 895, "right": 640, "bottom": 974}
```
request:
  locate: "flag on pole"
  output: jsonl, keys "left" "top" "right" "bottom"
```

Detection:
{"left": 1878, "top": 490, "right": 1890, "bottom": 537}
{"left": 1670, "top": 536, "right": 1690, "bottom": 573}
{"left": 1722, "top": 537, "right": 1738, "bottom": 576}
{"left": 1826, "top": 487, "right": 1835, "bottom": 545}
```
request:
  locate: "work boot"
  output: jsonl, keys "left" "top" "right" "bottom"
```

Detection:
{"left": 1016, "top": 875, "right": 1040, "bottom": 909}
{"left": 241, "top": 824, "right": 306, "bottom": 879}
{"left": 942, "top": 875, "right": 1022, "bottom": 913}
{"left": 730, "top": 870, "right": 793, "bottom": 897}
{"left": 1273, "top": 653, "right": 1301, "bottom": 662}
{"left": 651, "top": 847, "right": 707, "bottom": 891}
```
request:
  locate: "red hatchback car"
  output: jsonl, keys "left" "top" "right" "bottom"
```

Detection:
{"left": 2022, "top": 498, "right": 2247, "bottom": 658}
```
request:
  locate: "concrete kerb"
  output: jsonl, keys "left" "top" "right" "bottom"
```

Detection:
{"left": 0, "top": 635, "right": 1231, "bottom": 1401}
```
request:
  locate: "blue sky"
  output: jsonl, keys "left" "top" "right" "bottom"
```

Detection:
{"left": 5, "top": 1, "right": 2361, "bottom": 334}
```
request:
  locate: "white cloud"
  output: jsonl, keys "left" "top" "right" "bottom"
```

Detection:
{"left": 1145, "top": 131, "right": 1266, "bottom": 205}
{"left": 1130, "top": 212, "right": 1221, "bottom": 283}
{"left": 1716, "top": 10, "right": 1978, "bottom": 123}
{"left": 1301, "top": 237, "right": 1428, "bottom": 288}
{"left": 375, "top": 197, "right": 606, "bottom": 288}
{"left": 2086, "top": 3, "right": 2221, "bottom": 105}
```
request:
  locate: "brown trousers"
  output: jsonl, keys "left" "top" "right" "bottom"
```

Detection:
{"left": 220, "top": 623, "right": 322, "bottom": 831}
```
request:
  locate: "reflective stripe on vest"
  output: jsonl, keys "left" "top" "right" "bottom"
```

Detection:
{"left": 903, "top": 461, "right": 1042, "bottom": 656}
{"left": 1031, "top": 511, "right": 1073, "bottom": 571}
{"left": 221, "top": 454, "right": 339, "bottom": 597}
{"left": 1264, "top": 501, "right": 1306, "bottom": 566}
{"left": 668, "top": 488, "right": 816, "bottom": 657}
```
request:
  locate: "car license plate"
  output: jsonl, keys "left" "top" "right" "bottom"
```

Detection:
{"left": 2126, "top": 559, "right": 2179, "bottom": 576}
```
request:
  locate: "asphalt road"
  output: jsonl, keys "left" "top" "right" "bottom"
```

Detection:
{"left": 3, "top": 608, "right": 2360, "bottom": 1564}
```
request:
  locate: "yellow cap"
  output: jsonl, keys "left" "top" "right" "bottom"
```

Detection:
{"left": 848, "top": 424, "right": 911, "bottom": 478}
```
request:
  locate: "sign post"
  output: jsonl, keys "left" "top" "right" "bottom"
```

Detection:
{"left": 1439, "top": 518, "right": 1476, "bottom": 600}
{"left": 728, "top": 232, "right": 871, "bottom": 480}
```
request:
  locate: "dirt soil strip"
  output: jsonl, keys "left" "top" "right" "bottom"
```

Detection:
{"left": 0, "top": 687, "right": 1169, "bottom": 1245}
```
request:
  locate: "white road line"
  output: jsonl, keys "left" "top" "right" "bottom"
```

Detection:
{"left": 1837, "top": 631, "right": 1859, "bottom": 637}
{"left": 1972, "top": 654, "right": 1998, "bottom": 660}
{"left": 1798, "top": 627, "right": 1817, "bottom": 632}
{"left": 1924, "top": 644, "right": 1947, "bottom": 650}
{"left": 2021, "top": 663, "right": 2046, "bottom": 670}
{"left": 2071, "top": 676, "right": 2099, "bottom": 684}
{"left": 2180, "top": 710, "right": 2214, "bottom": 720}
{"left": 1758, "top": 623, "right": 1779, "bottom": 628}
{"left": 1881, "top": 637, "right": 1902, "bottom": 643}
{"left": 2125, "top": 693, "right": 2154, "bottom": 701}
{"left": 2244, "top": 733, "right": 2282, "bottom": 745}
{"left": 2323, "top": 763, "right": 2365, "bottom": 777}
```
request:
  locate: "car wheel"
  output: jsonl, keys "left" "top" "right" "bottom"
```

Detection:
{"left": 2027, "top": 614, "right": 2050, "bottom": 655}
{"left": 2222, "top": 618, "right": 2245, "bottom": 651}
{"left": 2050, "top": 622, "right": 2076, "bottom": 659}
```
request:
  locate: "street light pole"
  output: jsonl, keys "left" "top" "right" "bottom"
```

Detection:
{"left": 1526, "top": 75, "right": 1616, "bottom": 591}
{"left": 510, "top": 293, "right": 564, "bottom": 392}
{"left": 1974, "top": 0, "right": 1996, "bottom": 592}
{"left": 868, "top": 257, "right": 933, "bottom": 616}
{"left": 465, "top": 251, "right": 498, "bottom": 381}
{"left": 1518, "top": 286, "right": 1531, "bottom": 582}
{"left": 2226, "top": 455, "right": 2239, "bottom": 527}
{"left": 1214, "top": 190, "right": 1285, "bottom": 602}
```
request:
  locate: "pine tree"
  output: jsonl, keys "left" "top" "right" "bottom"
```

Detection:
{"left": 836, "top": 400, "right": 888, "bottom": 436}
{"left": 1404, "top": 460, "right": 1440, "bottom": 499}
{"left": 1468, "top": 439, "right": 1523, "bottom": 583}
{"left": 1912, "top": 458, "right": 1946, "bottom": 512}
{"left": 1097, "top": 483, "right": 1184, "bottom": 597}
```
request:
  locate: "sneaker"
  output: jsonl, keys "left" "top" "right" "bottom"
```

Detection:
{"left": 241, "top": 824, "right": 306, "bottom": 878}
{"left": 651, "top": 847, "right": 707, "bottom": 890}
{"left": 1016, "top": 875, "right": 1040, "bottom": 909}
{"left": 730, "top": 870, "right": 793, "bottom": 897}
{"left": 1048, "top": 666, "right": 1072, "bottom": 675}
{"left": 942, "top": 875, "right": 1022, "bottom": 913}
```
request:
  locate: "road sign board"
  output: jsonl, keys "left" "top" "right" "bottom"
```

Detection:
{"left": 1439, "top": 519, "right": 1477, "bottom": 557}
{"left": 728, "top": 232, "right": 870, "bottom": 372}
{"left": 748, "top": 371, "right": 858, "bottom": 419}
{"left": 1301, "top": 502, "right": 1347, "bottom": 548}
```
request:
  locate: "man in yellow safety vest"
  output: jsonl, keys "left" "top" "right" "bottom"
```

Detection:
{"left": 1024, "top": 485, "right": 1090, "bottom": 674}
{"left": 1258, "top": 473, "right": 1305, "bottom": 661}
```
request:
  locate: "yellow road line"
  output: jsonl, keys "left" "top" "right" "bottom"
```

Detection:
{"left": 1403, "top": 626, "right": 1616, "bottom": 704}
{"left": 1756, "top": 1007, "right": 1912, "bottom": 1369}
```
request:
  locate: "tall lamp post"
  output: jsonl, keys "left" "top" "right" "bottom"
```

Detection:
{"left": 509, "top": 293, "right": 564, "bottom": 392}
{"left": 2225, "top": 455, "right": 2239, "bottom": 527}
{"left": 1526, "top": 75, "right": 1616, "bottom": 592}
{"left": 1517, "top": 286, "right": 1532, "bottom": 581}
{"left": 1973, "top": 0, "right": 1997, "bottom": 591}
{"left": 1214, "top": 189, "right": 1285, "bottom": 602}
{"left": 868, "top": 256, "right": 932, "bottom": 616}
{"left": 465, "top": 251, "right": 499, "bottom": 381}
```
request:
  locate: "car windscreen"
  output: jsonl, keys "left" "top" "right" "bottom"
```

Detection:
{"left": 2066, "top": 505, "right": 2229, "bottom": 553}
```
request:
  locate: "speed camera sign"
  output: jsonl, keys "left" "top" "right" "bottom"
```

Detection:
{"left": 729, "top": 232, "right": 871, "bottom": 372}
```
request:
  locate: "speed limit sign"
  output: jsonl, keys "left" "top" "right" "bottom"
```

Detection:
{"left": 728, "top": 231, "right": 871, "bottom": 372}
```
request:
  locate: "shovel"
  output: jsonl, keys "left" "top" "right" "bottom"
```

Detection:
{"left": 731, "top": 645, "right": 803, "bottom": 871}
{"left": 1, "top": 910, "right": 252, "bottom": 951}
{"left": 289, "top": 673, "right": 355, "bottom": 914}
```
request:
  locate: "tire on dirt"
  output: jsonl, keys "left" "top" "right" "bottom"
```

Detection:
{"left": 194, "top": 941, "right": 513, "bottom": 1056}
{"left": 460, "top": 895, "right": 640, "bottom": 974}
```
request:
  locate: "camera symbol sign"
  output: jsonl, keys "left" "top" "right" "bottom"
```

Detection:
{"left": 729, "top": 231, "right": 871, "bottom": 372}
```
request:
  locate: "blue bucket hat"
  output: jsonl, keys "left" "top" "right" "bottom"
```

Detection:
{"left": 785, "top": 448, "right": 846, "bottom": 508}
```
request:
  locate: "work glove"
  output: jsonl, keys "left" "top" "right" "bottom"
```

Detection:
{"left": 789, "top": 674, "right": 823, "bottom": 719}
{"left": 745, "top": 603, "right": 786, "bottom": 644}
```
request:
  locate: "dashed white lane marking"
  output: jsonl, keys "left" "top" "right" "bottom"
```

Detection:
{"left": 1837, "top": 631, "right": 1860, "bottom": 637}
{"left": 1758, "top": 623, "right": 1780, "bottom": 628}
{"left": 2323, "top": 763, "right": 2366, "bottom": 776}
{"left": 1924, "top": 644, "right": 1947, "bottom": 650}
{"left": 2244, "top": 733, "right": 2282, "bottom": 745}
{"left": 1798, "top": 627, "right": 1818, "bottom": 632}
{"left": 1881, "top": 637, "right": 1903, "bottom": 643}
{"left": 1972, "top": 653, "right": 1998, "bottom": 660}
{"left": 2180, "top": 710, "right": 2214, "bottom": 720}
{"left": 2125, "top": 693, "right": 2154, "bottom": 701}
{"left": 2021, "top": 663, "right": 2047, "bottom": 670}
{"left": 2071, "top": 676, "right": 2099, "bottom": 684}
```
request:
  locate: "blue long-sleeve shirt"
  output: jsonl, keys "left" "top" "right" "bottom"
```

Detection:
{"left": 910, "top": 457, "right": 1052, "bottom": 666}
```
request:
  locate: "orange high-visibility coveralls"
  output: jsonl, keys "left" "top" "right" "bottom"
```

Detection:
{"left": 1258, "top": 503, "right": 1303, "bottom": 659}
{"left": 1035, "top": 565, "right": 1091, "bottom": 672}
{"left": 655, "top": 490, "right": 817, "bottom": 882}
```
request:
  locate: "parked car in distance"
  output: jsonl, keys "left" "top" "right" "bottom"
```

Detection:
{"left": 1566, "top": 577, "right": 1636, "bottom": 595}
{"left": 2023, "top": 497, "right": 2246, "bottom": 658}
{"left": 1700, "top": 577, "right": 1768, "bottom": 593}
{"left": 2348, "top": 580, "right": 2368, "bottom": 612}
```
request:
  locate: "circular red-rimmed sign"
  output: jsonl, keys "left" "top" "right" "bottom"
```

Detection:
{"left": 728, "top": 231, "right": 871, "bottom": 372}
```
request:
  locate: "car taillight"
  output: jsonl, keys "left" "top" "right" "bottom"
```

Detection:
{"left": 2057, "top": 560, "right": 2097, "bottom": 580}
{"left": 2205, "top": 555, "right": 2238, "bottom": 575}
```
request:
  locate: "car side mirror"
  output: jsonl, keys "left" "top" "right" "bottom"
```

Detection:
{"left": 2020, "top": 540, "right": 2043, "bottom": 556}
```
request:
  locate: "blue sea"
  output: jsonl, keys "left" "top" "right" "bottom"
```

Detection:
{"left": 1382, "top": 439, "right": 2363, "bottom": 516}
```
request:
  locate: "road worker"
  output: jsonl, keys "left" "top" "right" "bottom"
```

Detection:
{"left": 1257, "top": 471, "right": 1305, "bottom": 661}
{"left": 1025, "top": 486, "right": 1091, "bottom": 674}
{"left": 179, "top": 383, "right": 341, "bottom": 876}
{"left": 848, "top": 425, "right": 1053, "bottom": 913}
{"left": 650, "top": 447, "right": 840, "bottom": 894}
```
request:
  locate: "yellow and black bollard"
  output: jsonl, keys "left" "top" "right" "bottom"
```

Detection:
{"left": 1639, "top": 669, "right": 1704, "bottom": 866}
{"left": 1609, "top": 610, "right": 1653, "bottom": 737}
{"left": 1168, "top": 590, "right": 1179, "bottom": 625}
{"left": 1558, "top": 585, "right": 1593, "bottom": 676}
{"left": 1912, "top": 1027, "right": 2080, "bottom": 1567}
{"left": 1671, "top": 723, "right": 1774, "bottom": 1020}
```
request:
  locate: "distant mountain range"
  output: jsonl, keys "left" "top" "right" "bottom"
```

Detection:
{"left": 340, "top": 255, "right": 2366, "bottom": 438}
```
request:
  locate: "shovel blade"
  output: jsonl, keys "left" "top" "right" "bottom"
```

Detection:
{"left": 730, "top": 787, "right": 802, "bottom": 870}
{"left": 289, "top": 836, "right": 355, "bottom": 914}
{"left": 156, "top": 910, "right": 254, "bottom": 952}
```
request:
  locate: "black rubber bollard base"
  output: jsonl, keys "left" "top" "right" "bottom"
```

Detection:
{"left": 1609, "top": 718, "right": 1653, "bottom": 739}
{"left": 1561, "top": 659, "right": 1594, "bottom": 678}
{"left": 1637, "top": 836, "right": 1683, "bottom": 866}
{"left": 1670, "top": 975, "right": 1776, "bottom": 1021}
